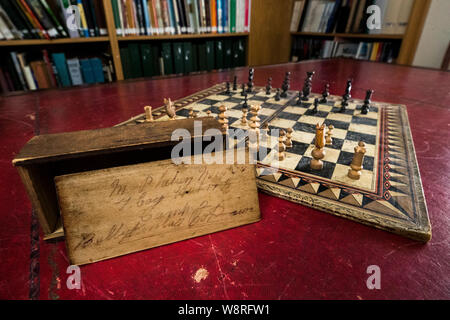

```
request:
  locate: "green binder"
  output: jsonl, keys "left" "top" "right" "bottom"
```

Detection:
{"left": 198, "top": 43, "right": 207, "bottom": 71}
{"left": 128, "top": 43, "right": 143, "bottom": 78}
{"left": 183, "top": 42, "right": 193, "bottom": 74}
{"left": 141, "top": 44, "right": 157, "bottom": 77}
{"left": 215, "top": 40, "right": 224, "bottom": 70}
{"left": 223, "top": 39, "right": 232, "bottom": 69}
{"left": 205, "top": 41, "right": 215, "bottom": 71}
{"left": 237, "top": 38, "right": 246, "bottom": 66}
{"left": 172, "top": 42, "right": 184, "bottom": 74}
{"left": 192, "top": 43, "right": 198, "bottom": 72}
{"left": 120, "top": 47, "right": 131, "bottom": 79}
{"left": 161, "top": 42, "right": 174, "bottom": 75}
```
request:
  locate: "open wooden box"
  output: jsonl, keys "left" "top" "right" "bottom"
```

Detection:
{"left": 13, "top": 118, "right": 229, "bottom": 240}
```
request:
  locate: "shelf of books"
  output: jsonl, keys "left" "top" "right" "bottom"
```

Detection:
{"left": 289, "top": 0, "right": 419, "bottom": 64}
{"left": 0, "top": 0, "right": 252, "bottom": 95}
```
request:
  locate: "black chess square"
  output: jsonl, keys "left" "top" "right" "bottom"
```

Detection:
{"left": 278, "top": 112, "right": 302, "bottom": 121}
{"left": 295, "top": 158, "right": 336, "bottom": 179}
{"left": 323, "top": 119, "right": 350, "bottom": 130}
{"left": 250, "top": 95, "right": 268, "bottom": 102}
{"left": 293, "top": 122, "right": 316, "bottom": 133}
{"left": 261, "top": 102, "right": 282, "bottom": 110}
{"left": 304, "top": 109, "right": 329, "bottom": 118}
{"left": 337, "top": 151, "right": 353, "bottom": 166}
{"left": 326, "top": 137, "right": 344, "bottom": 150}
{"left": 363, "top": 156, "right": 374, "bottom": 171}
{"left": 351, "top": 116, "right": 378, "bottom": 127}
{"left": 290, "top": 141, "right": 310, "bottom": 155}
{"left": 176, "top": 109, "right": 191, "bottom": 117}
{"left": 346, "top": 131, "right": 376, "bottom": 145}
{"left": 199, "top": 98, "right": 221, "bottom": 106}
{"left": 227, "top": 97, "right": 244, "bottom": 104}
{"left": 257, "top": 147, "right": 271, "bottom": 161}
{"left": 209, "top": 106, "right": 221, "bottom": 114}
{"left": 331, "top": 106, "right": 354, "bottom": 115}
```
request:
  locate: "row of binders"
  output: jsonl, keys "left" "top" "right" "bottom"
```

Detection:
{"left": 291, "top": 38, "right": 398, "bottom": 63}
{"left": 290, "top": 0, "right": 415, "bottom": 35}
{"left": 0, "top": 0, "right": 107, "bottom": 40}
{"left": 112, "top": 0, "right": 251, "bottom": 36}
{"left": 120, "top": 38, "right": 246, "bottom": 79}
{"left": 0, "top": 51, "right": 113, "bottom": 93}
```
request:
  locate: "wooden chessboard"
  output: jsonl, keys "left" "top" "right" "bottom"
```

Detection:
{"left": 117, "top": 83, "right": 431, "bottom": 242}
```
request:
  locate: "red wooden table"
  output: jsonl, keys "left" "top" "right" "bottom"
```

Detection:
{"left": 1, "top": 59, "right": 449, "bottom": 300}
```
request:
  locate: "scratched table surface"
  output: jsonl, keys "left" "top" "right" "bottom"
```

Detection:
{"left": 1, "top": 59, "right": 449, "bottom": 300}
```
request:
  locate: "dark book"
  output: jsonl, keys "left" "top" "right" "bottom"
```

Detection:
{"left": 81, "top": 0, "right": 96, "bottom": 37}
{"left": 214, "top": 40, "right": 224, "bottom": 69}
{"left": 204, "top": 0, "right": 211, "bottom": 33}
{"left": 197, "top": 43, "right": 207, "bottom": 71}
{"left": 140, "top": 44, "right": 155, "bottom": 77}
{"left": 120, "top": 47, "right": 132, "bottom": 79}
{"left": 176, "top": 0, "right": 187, "bottom": 34}
{"left": 128, "top": 43, "right": 143, "bottom": 78}
{"left": 134, "top": 0, "right": 145, "bottom": 35}
{"left": 223, "top": 39, "right": 232, "bottom": 69}
{"left": 297, "top": 0, "right": 310, "bottom": 32}
{"left": 0, "top": 67, "right": 11, "bottom": 93}
{"left": 87, "top": 0, "right": 100, "bottom": 36}
{"left": 92, "top": 0, "right": 108, "bottom": 35}
{"left": 39, "top": 0, "right": 68, "bottom": 37}
{"left": 325, "top": 0, "right": 342, "bottom": 33}
{"left": 172, "top": 42, "right": 185, "bottom": 74}
{"left": 236, "top": 38, "right": 245, "bottom": 67}
{"left": 0, "top": 2, "right": 32, "bottom": 39}
{"left": 191, "top": 42, "right": 198, "bottom": 72}
{"left": 183, "top": 42, "right": 193, "bottom": 74}
{"left": 334, "top": 1, "right": 351, "bottom": 33}
{"left": 161, "top": 42, "right": 174, "bottom": 74}
{"left": 26, "top": 0, "right": 60, "bottom": 38}
{"left": 10, "top": 0, "right": 39, "bottom": 39}
{"left": 205, "top": 41, "right": 215, "bottom": 71}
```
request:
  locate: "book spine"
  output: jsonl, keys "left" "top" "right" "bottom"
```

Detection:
{"left": 111, "top": 0, "right": 122, "bottom": 35}
{"left": 0, "top": 2, "right": 28, "bottom": 39}
{"left": 27, "top": 0, "right": 60, "bottom": 38}
{"left": 93, "top": 0, "right": 108, "bottom": 35}
{"left": 10, "top": 0, "right": 39, "bottom": 38}
{"left": 39, "top": 0, "right": 68, "bottom": 37}
{"left": 142, "top": 0, "right": 152, "bottom": 35}
{"left": 76, "top": 0, "right": 90, "bottom": 37}
{"left": 198, "top": 0, "right": 204, "bottom": 33}
{"left": 210, "top": 0, "right": 216, "bottom": 33}
{"left": 230, "top": 0, "right": 235, "bottom": 32}
{"left": 204, "top": 0, "right": 211, "bottom": 33}
{"left": 18, "top": 0, "right": 49, "bottom": 39}
{"left": 155, "top": 0, "right": 164, "bottom": 34}
{"left": 81, "top": 0, "right": 95, "bottom": 36}
{"left": 149, "top": 0, "right": 160, "bottom": 34}
{"left": 66, "top": 58, "right": 83, "bottom": 85}
{"left": 244, "top": 0, "right": 249, "bottom": 32}
{"left": 10, "top": 52, "right": 28, "bottom": 90}
{"left": 88, "top": 0, "right": 100, "bottom": 36}
{"left": 222, "top": 0, "right": 227, "bottom": 32}
{"left": 17, "top": 53, "right": 37, "bottom": 90}
{"left": 135, "top": 0, "right": 145, "bottom": 35}
{"left": 217, "top": 0, "right": 222, "bottom": 33}
{"left": 170, "top": 0, "right": 180, "bottom": 34}
{"left": 166, "top": 0, "right": 176, "bottom": 34}
{"left": 128, "top": 0, "right": 137, "bottom": 35}
{"left": 0, "top": 15, "right": 15, "bottom": 40}
{"left": 190, "top": 0, "right": 199, "bottom": 33}
{"left": 42, "top": 49, "right": 57, "bottom": 87}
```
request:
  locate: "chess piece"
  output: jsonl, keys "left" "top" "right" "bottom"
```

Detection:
{"left": 188, "top": 107, "right": 194, "bottom": 118}
{"left": 310, "top": 123, "right": 326, "bottom": 170}
{"left": 284, "top": 128, "right": 293, "bottom": 148}
{"left": 164, "top": 98, "right": 176, "bottom": 120}
{"left": 241, "top": 83, "right": 246, "bottom": 96}
{"left": 241, "top": 107, "right": 248, "bottom": 125}
{"left": 261, "top": 122, "right": 269, "bottom": 138}
{"left": 218, "top": 105, "right": 229, "bottom": 133}
{"left": 277, "top": 130, "right": 286, "bottom": 161}
{"left": 144, "top": 106, "right": 154, "bottom": 122}
{"left": 320, "top": 83, "right": 330, "bottom": 103}
{"left": 361, "top": 89, "right": 373, "bottom": 114}
{"left": 243, "top": 93, "right": 248, "bottom": 109}
{"left": 341, "top": 79, "right": 352, "bottom": 111}
{"left": 348, "top": 141, "right": 366, "bottom": 180}
{"left": 248, "top": 105, "right": 261, "bottom": 151}
{"left": 225, "top": 81, "right": 231, "bottom": 94}
{"left": 281, "top": 71, "right": 290, "bottom": 98}
{"left": 312, "top": 98, "right": 319, "bottom": 114}
{"left": 326, "top": 124, "right": 334, "bottom": 145}
{"left": 302, "top": 71, "right": 315, "bottom": 101}
{"left": 296, "top": 90, "right": 303, "bottom": 104}
{"left": 275, "top": 88, "right": 281, "bottom": 101}
{"left": 193, "top": 111, "right": 199, "bottom": 118}
{"left": 247, "top": 68, "right": 254, "bottom": 93}
{"left": 233, "top": 76, "right": 238, "bottom": 91}
{"left": 206, "top": 110, "right": 212, "bottom": 117}
{"left": 266, "top": 77, "right": 272, "bottom": 95}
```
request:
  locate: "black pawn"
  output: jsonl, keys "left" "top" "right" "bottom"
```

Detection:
{"left": 312, "top": 98, "right": 319, "bottom": 114}
{"left": 320, "top": 83, "right": 330, "bottom": 103}
{"left": 281, "top": 71, "right": 290, "bottom": 98}
{"left": 302, "top": 71, "right": 315, "bottom": 101}
{"left": 296, "top": 90, "right": 303, "bottom": 104}
{"left": 247, "top": 68, "right": 254, "bottom": 93}
{"left": 266, "top": 77, "right": 272, "bottom": 95}
{"left": 243, "top": 93, "right": 248, "bottom": 109}
{"left": 341, "top": 79, "right": 352, "bottom": 112}
{"left": 275, "top": 88, "right": 281, "bottom": 101}
{"left": 361, "top": 89, "right": 373, "bottom": 115}
{"left": 225, "top": 82, "right": 231, "bottom": 94}
{"left": 241, "top": 83, "right": 246, "bottom": 96}
{"left": 233, "top": 76, "right": 238, "bottom": 91}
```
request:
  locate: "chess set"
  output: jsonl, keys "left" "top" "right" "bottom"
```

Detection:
{"left": 118, "top": 69, "right": 431, "bottom": 242}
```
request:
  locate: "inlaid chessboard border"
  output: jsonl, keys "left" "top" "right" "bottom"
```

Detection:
{"left": 117, "top": 83, "right": 431, "bottom": 242}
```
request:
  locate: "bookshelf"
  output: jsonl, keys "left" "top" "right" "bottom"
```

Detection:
{"left": 289, "top": 0, "right": 432, "bottom": 65}
{"left": 0, "top": 0, "right": 251, "bottom": 95}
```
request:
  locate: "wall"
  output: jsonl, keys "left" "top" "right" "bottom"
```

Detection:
{"left": 412, "top": 0, "right": 450, "bottom": 69}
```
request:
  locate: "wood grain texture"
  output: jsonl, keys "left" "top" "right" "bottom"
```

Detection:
{"left": 56, "top": 153, "right": 261, "bottom": 265}
{"left": 248, "top": 0, "right": 294, "bottom": 66}
{"left": 102, "top": 0, "right": 124, "bottom": 81}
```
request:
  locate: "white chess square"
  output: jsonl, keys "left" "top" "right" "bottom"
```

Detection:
{"left": 208, "top": 94, "right": 231, "bottom": 101}
{"left": 291, "top": 131, "right": 315, "bottom": 144}
{"left": 326, "top": 113, "right": 353, "bottom": 123}
{"left": 269, "top": 118, "right": 297, "bottom": 129}
{"left": 298, "top": 115, "right": 325, "bottom": 125}
{"left": 348, "top": 123, "right": 378, "bottom": 136}
{"left": 283, "top": 106, "right": 307, "bottom": 115}
{"left": 341, "top": 140, "right": 376, "bottom": 157}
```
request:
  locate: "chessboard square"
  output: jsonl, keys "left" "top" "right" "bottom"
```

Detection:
{"left": 270, "top": 118, "right": 297, "bottom": 129}
{"left": 331, "top": 106, "right": 355, "bottom": 115}
{"left": 209, "top": 106, "right": 221, "bottom": 114}
{"left": 317, "top": 104, "right": 333, "bottom": 112}
{"left": 358, "top": 110, "right": 379, "bottom": 119}
{"left": 256, "top": 91, "right": 275, "bottom": 97}
{"left": 346, "top": 131, "right": 376, "bottom": 145}
{"left": 261, "top": 102, "right": 282, "bottom": 110}
{"left": 295, "top": 158, "right": 336, "bottom": 179}
{"left": 326, "top": 112, "right": 353, "bottom": 123}
{"left": 351, "top": 115, "right": 378, "bottom": 126}
{"left": 199, "top": 98, "right": 220, "bottom": 106}
{"left": 250, "top": 95, "right": 268, "bottom": 102}
{"left": 291, "top": 130, "right": 315, "bottom": 144}
{"left": 227, "top": 97, "right": 244, "bottom": 104}
{"left": 348, "top": 123, "right": 378, "bottom": 136}
{"left": 278, "top": 112, "right": 302, "bottom": 121}
{"left": 304, "top": 110, "right": 329, "bottom": 118}
{"left": 259, "top": 135, "right": 278, "bottom": 149}
{"left": 342, "top": 140, "right": 376, "bottom": 157}
{"left": 298, "top": 115, "right": 325, "bottom": 125}
{"left": 290, "top": 141, "right": 310, "bottom": 155}
{"left": 331, "top": 163, "right": 374, "bottom": 191}
{"left": 323, "top": 147, "right": 341, "bottom": 163}
{"left": 283, "top": 106, "right": 307, "bottom": 115}
{"left": 363, "top": 156, "right": 374, "bottom": 171}
{"left": 293, "top": 122, "right": 317, "bottom": 134}
{"left": 226, "top": 109, "right": 244, "bottom": 119}
{"left": 278, "top": 152, "right": 303, "bottom": 170}
{"left": 266, "top": 98, "right": 289, "bottom": 105}
{"left": 331, "top": 128, "right": 348, "bottom": 140}
{"left": 323, "top": 119, "right": 350, "bottom": 130}
{"left": 176, "top": 109, "right": 191, "bottom": 118}
{"left": 229, "top": 119, "right": 249, "bottom": 130}
{"left": 326, "top": 137, "right": 345, "bottom": 150}
{"left": 206, "top": 95, "right": 230, "bottom": 101}
{"left": 213, "top": 101, "right": 238, "bottom": 109}
{"left": 191, "top": 103, "right": 210, "bottom": 112}
{"left": 259, "top": 107, "right": 277, "bottom": 116}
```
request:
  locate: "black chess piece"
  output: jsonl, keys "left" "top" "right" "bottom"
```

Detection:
{"left": 341, "top": 79, "right": 352, "bottom": 112}
{"left": 247, "top": 68, "right": 254, "bottom": 93}
{"left": 233, "top": 76, "right": 238, "bottom": 91}
{"left": 241, "top": 83, "right": 246, "bottom": 96}
{"left": 266, "top": 77, "right": 272, "bottom": 95}
{"left": 312, "top": 98, "right": 319, "bottom": 114}
{"left": 361, "top": 89, "right": 373, "bottom": 114}
{"left": 242, "top": 93, "right": 249, "bottom": 109}
{"left": 302, "top": 71, "right": 315, "bottom": 101}
{"left": 275, "top": 88, "right": 281, "bottom": 101}
{"left": 281, "top": 71, "right": 291, "bottom": 98}
{"left": 296, "top": 90, "right": 303, "bottom": 104}
{"left": 320, "top": 83, "right": 330, "bottom": 103}
{"left": 225, "top": 82, "right": 231, "bottom": 94}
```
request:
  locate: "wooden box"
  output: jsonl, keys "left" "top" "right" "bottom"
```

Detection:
{"left": 13, "top": 118, "right": 260, "bottom": 242}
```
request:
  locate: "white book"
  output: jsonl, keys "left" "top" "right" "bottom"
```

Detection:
{"left": 381, "top": 0, "right": 403, "bottom": 34}
{"left": 0, "top": 29, "right": 4, "bottom": 40}
{"left": 246, "top": 0, "right": 252, "bottom": 32}
{"left": 23, "top": 66, "right": 37, "bottom": 91}
{"left": 0, "top": 15, "right": 14, "bottom": 40}
{"left": 301, "top": 0, "right": 319, "bottom": 32}
{"left": 311, "top": 2, "right": 327, "bottom": 32}
{"left": 290, "top": 1, "right": 305, "bottom": 32}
